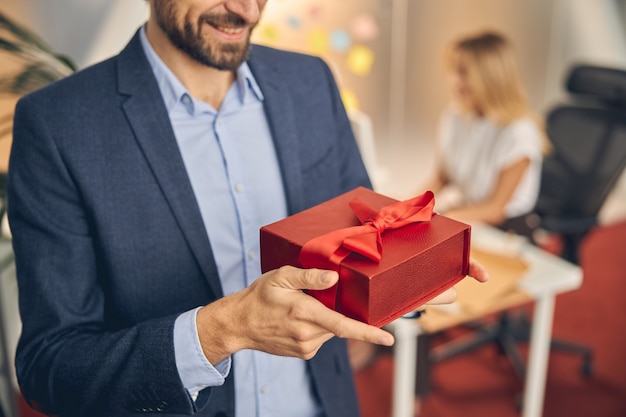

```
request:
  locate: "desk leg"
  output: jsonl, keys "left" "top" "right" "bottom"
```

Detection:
{"left": 390, "top": 319, "right": 421, "bottom": 417}
{"left": 522, "top": 294, "right": 555, "bottom": 417}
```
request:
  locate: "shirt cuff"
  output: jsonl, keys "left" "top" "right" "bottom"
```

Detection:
{"left": 174, "top": 307, "right": 231, "bottom": 397}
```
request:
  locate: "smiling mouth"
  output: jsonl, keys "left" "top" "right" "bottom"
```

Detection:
{"left": 212, "top": 24, "right": 246, "bottom": 35}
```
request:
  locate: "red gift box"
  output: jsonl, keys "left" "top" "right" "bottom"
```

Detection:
{"left": 260, "top": 187, "right": 471, "bottom": 327}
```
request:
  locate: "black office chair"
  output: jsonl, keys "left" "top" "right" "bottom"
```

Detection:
{"left": 419, "top": 64, "right": 626, "bottom": 396}
{"left": 532, "top": 64, "right": 626, "bottom": 263}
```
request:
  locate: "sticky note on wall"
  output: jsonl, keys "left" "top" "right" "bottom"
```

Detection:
{"left": 347, "top": 45, "right": 374, "bottom": 76}
{"left": 307, "top": 29, "right": 330, "bottom": 56}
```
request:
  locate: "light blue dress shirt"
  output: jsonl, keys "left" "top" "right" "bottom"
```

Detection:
{"left": 139, "top": 29, "right": 323, "bottom": 417}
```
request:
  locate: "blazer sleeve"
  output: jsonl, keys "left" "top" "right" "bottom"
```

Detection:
{"left": 8, "top": 94, "right": 201, "bottom": 417}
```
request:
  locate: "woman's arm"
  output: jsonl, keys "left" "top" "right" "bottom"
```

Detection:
{"left": 444, "top": 157, "right": 530, "bottom": 225}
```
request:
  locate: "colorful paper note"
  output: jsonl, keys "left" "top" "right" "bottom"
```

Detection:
{"left": 347, "top": 45, "right": 374, "bottom": 76}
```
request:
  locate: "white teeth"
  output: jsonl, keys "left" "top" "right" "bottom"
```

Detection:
{"left": 215, "top": 25, "right": 244, "bottom": 34}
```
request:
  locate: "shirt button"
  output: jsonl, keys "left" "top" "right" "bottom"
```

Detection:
{"left": 216, "top": 116, "right": 223, "bottom": 125}
{"left": 247, "top": 251, "right": 256, "bottom": 261}
{"left": 182, "top": 95, "right": 191, "bottom": 105}
{"left": 234, "top": 183, "right": 244, "bottom": 193}
{"left": 260, "top": 386, "right": 269, "bottom": 394}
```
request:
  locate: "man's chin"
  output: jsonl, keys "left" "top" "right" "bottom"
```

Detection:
{"left": 206, "top": 45, "right": 250, "bottom": 71}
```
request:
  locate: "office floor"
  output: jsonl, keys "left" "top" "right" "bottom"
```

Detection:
{"left": 354, "top": 218, "right": 626, "bottom": 417}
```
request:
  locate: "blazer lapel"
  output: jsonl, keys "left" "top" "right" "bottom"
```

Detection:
{"left": 116, "top": 33, "right": 223, "bottom": 298}
{"left": 248, "top": 49, "right": 305, "bottom": 215}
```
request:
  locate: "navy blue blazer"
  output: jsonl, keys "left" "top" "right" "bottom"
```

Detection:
{"left": 8, "top": 31, "right": 371, "bottom": 417}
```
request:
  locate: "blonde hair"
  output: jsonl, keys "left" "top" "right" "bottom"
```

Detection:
{"left": 445, "top": 31, "right": 550, "bottom": 152}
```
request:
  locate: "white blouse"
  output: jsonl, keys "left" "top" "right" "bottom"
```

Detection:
{"left": 437, "top": 108, "right": 544, "bottom": 218}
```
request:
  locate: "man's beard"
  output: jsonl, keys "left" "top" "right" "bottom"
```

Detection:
{"left": 153, "top": 0, "right": 253, "bottom": 71}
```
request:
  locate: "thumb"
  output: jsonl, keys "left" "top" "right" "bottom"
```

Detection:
{"left": 274, "top": 266, "right": 339, "bottom": 291}
{"left": 310, "top": 269, "right": 340, "bottom": 290}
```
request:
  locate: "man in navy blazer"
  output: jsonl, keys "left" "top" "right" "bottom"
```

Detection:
{"left": 9, "top": 1, "right": 487, "bottom": 416}
{"left": 7, "top": 1, "right": 398, "bottom": 416}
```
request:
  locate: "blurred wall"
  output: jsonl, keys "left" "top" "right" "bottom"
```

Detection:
{"left": 1, "top": 0, "right": 148, "bottom": 69}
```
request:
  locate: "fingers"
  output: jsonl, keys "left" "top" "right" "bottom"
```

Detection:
{"left": 468, "top": 258, "right": 489, "bottom": 282}
{"left": 271, "top": 265, "right": 340, "bottom": 291}
{"left": 234, "top": 266, "right": 393, "bottom": 360}
{"left": 307, "top": 300, "right": 395, "bottom": 346}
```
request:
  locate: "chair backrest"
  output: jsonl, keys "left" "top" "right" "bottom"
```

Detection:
{"left": 535, "top": 65, "right": 626, "bottom": 228}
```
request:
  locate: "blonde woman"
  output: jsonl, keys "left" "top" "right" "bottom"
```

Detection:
{"left": 427, "top": 31, "right": 547, "bottom": 231}
{"left": 405, "top": 31, "right": 546, "bottom": 417}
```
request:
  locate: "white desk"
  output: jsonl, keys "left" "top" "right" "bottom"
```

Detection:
{"left": 387, "top": 224, "right": 583, "bottom": 417}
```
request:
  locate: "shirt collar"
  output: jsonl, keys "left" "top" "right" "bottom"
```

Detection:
{"left": 139, "top": 25, "right": 263, "bottom": 115}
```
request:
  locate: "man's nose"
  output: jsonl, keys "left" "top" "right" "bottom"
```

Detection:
{"left": 224, "top": 0, "right": 264, "bottom": 24}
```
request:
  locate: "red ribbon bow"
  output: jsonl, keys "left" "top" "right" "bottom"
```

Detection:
{"left": 299, "top": 191, "right": 435, "bottom": 271}
{"left": 300, "top": 191, "right": 435, "bottom": 310}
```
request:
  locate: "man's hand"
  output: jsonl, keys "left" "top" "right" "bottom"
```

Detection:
{"left": 196, "top": 266, "right": 395, "bottom": 364}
